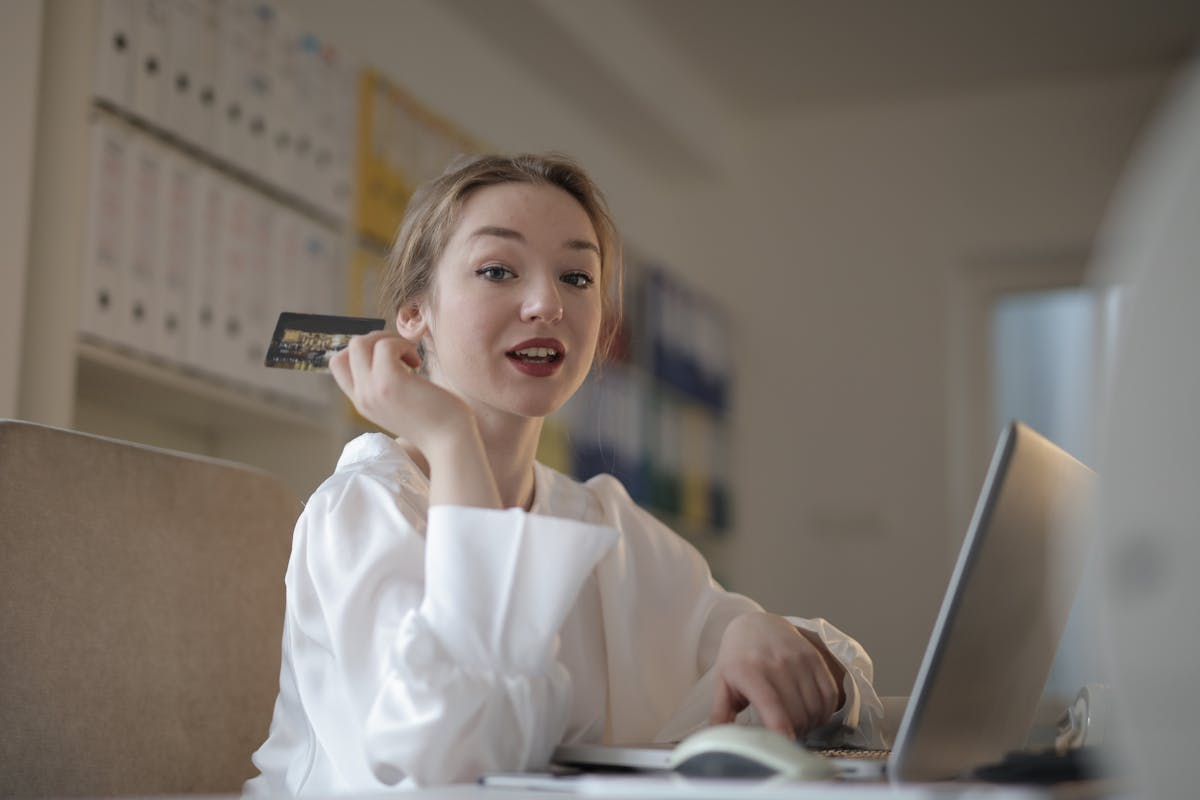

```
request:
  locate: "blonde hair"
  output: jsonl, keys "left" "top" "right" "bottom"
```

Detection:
{"left": 380, "top": 152, "right": 624, "bottom": 359}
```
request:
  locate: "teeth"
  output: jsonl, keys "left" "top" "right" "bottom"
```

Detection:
{"left": 514, "top": 347, "right": 558, "bottom": 359}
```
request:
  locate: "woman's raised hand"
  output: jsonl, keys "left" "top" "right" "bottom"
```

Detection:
{"left": 710, "top": 611, "right": 847, "bottom": 739}
{"left": 329, "top": 332, "right": 502, "bottom": 509}
{"left": 329, "top": 331, "right": 467, "bottom": 453}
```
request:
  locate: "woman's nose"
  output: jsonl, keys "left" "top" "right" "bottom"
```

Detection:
{"left": 521, "top": 278, "right": 564, "bottom": 323}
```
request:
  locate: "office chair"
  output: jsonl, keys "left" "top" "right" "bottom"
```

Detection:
{"left": 0, "top": 420, "right": 301, "bottom": 797}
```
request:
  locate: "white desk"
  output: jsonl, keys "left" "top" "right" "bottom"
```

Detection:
{"left": 398, "top": 776, "right": 1100, "bottom": 800}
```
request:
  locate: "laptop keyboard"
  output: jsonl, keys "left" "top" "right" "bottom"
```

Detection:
{"left": 816, "top": 747, "right": 891, "bottom": 761}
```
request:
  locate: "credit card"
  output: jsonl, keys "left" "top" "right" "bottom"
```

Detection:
{"left": 264, "top": 311, "right": 386, "bottom": 371}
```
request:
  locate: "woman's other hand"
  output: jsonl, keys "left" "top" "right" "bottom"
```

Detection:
{"left": 710, "top": 611, "right": 847, "bottom": 739}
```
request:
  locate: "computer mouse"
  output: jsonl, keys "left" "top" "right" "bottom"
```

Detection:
{"left": 668, "top": 724, "right": 837, "bottom": 781}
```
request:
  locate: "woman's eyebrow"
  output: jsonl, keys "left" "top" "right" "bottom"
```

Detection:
{"left": 565, "top": 238, "right": 601, "bottom": 257}
{"left": 469, "top": 225, "right": 525, "bottom": 242}
{"left": 469, "top": 226, "right": 600, "bottom": 256}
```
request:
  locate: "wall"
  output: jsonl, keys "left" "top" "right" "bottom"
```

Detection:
{"left": 691, "top": 69, "right": 1173, "bottom": 694}
{"left": 0, "top": 1, "right": 43, "bottom": 418}
{"left": 286, "top": 1, "right": 1173, "bottom": 695}
{"left": 186, "top": 2, "right": 1183, "bottom": 694}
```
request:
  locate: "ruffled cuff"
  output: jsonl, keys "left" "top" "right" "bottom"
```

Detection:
{"left": 788, "top": 616, "right": 884, "bottom": 747}
{"left": 419, "top": 505, "right": 619, "bottom": 674}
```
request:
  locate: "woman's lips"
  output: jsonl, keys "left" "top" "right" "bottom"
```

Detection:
{"left": 506, "top": 353, "right": 563, "bottom": 377}
{"left": 506, "top": 338, "right": 565, "bottom": 377}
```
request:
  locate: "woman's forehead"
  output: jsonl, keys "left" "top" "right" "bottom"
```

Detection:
{"left": 452, "top": 182, "right": 598, "bottom": 244}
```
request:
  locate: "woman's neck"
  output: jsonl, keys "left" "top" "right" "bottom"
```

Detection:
{"left": 474, "top": 410, "right": 542, "bottom": 510}
{"left": 402, "top": 409, "right": 542, "bottom": 511}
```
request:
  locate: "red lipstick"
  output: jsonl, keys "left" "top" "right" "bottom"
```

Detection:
{"left": 506, "top": 338, "right": 565, "bottom": 377}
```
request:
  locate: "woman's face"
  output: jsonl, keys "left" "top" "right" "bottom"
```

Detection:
{"left": 405, "top": 181, "right": 604, "bottom": 423}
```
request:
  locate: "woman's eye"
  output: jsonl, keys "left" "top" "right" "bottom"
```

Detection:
{"left": 561, "top": 271, "right": 595, "bottom": 289}
{"left": 476, "top": 264, "right": 514, "bottom": 281}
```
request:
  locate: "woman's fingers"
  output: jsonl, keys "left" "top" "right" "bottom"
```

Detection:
{"left": 395, "top": 341, "right": 422, "bottom": 370}
{"left": 712, "top": 660, "right": 813, "bottom": 739}
{"left": 726, "top": 670, "right": 796, "bottom": 738}
{"left": 327, "top": 331, "right": 454, "bottom": 444}
{"left": 770, "top": 667, "right": 815, "bottom": 734}
{"left": 373, "top": 335, "right": 422, "bottom": 375}
{"left": 711, "top": 612, "right": 846, "bottom": 738}
{"left": 346, "top": 330, "right": 385, "bottom": 384}
{"left": 794, "top": 676, "right": 836, "bottom": 734}
{"left": 709, "top": 680, "right": 741, "bottom": 727}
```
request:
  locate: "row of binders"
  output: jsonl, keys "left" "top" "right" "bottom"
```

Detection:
{"left": 543, "top": 363, "right": 732, "bottom": 535}
{"left": 94, "top": 0, "right": 355, "bottom": 221}
{"left": 80, "top": 115, "right": 345, "bottom": 407}
{"left": 640, "top": 267, "right": 733, "bottom": 412}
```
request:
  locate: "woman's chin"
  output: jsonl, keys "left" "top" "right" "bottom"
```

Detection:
{"left": 469, "top": 391, "right": 570, "bottom": 424}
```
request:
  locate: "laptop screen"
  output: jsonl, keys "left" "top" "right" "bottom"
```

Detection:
{"left": 889, "top": 421, "right": 1094, "bottom": 782}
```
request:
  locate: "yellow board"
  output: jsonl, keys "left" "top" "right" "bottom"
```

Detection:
{"left": 679, "top": 404, "right": 714, "bottom": 532}
{"left": 536, "top": 415, "right": 574, "bottom": 474}
{"left": 354, "top": 69, "right": 484, "bottom": 248}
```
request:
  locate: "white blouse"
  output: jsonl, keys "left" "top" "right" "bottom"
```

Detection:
{"left": 245, "top": 434, "right": 883, "bottom": 794}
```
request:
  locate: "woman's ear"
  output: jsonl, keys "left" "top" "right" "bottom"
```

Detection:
{"left": 396, "top": 301, "right": 428, "bottom": 342}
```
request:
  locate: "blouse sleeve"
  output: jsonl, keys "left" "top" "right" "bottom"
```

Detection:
{"left": 788, "top": 616, "right": 886, "bottom": 749}
{"left": 587, "top": 477, "right": 883, "bottom": 748}
{"left": 288, "top": 471, "right": 617, "bottom": 787}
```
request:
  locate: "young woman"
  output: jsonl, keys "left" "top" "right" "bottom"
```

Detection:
{"left": 245, "top": 153, "right": 883, "bottom": 794}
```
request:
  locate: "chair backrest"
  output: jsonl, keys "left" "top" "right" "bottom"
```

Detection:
{"left": 0, "top": 420, "right": 302, "bottom": 797}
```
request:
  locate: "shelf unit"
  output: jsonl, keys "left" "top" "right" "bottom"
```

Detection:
{"left": 20, "top": 2, "right": 739, "bottom": 532}
{"left": 21, "top": 1, "right": 351, "bottom": 500}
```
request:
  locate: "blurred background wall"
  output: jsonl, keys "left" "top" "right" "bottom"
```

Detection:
{"left": 288, "top": 0, "right": 1197, "bottom": 695}
{"left": 7, "top": 0, "right": 1199, "bottom": 698}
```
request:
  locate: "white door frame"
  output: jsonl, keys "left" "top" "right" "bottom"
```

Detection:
{"left": 945, "top": 247, "right": 1092, "bottom": 564}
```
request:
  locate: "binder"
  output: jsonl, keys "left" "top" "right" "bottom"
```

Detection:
{"left": 308, "top": 44, "right": 354, "bottom": 219}
{"left": 271, "top": 209, "right": 306, "bottom": 315}
{"left": 93, "top": 0, "right": 135, "bottom": 110}
{"left": 650, "top": 391, "right": 682, "bottom": 516}
{"left": 292, "top": 34, "right": 323, "bottom": 210}
{"left": 240, "top": 193, "right": 276, "bottom": 390}
{"left": 297, "top": 220, "right": 340, "bottom": 405}
{"left": 214, "top": 179, "right": 253, "bottom": 384}
{"left": 163, "top": 0, "right": 203, "bottom": 143}
{"left": 536, "top": 412, "right": 574, "bottom": 474}
{"left": 709, "top": 421, "right": 731, "bottom": 533}
{"left": 182, "top": 165, "right": 224, "bottom": 374}
{"left": 679, "top": 404, "right": 713, "bottom": 533}
{"left": 267, "top": 7, "right": 301, "bottom": 196}
{"left": 158, "top": 149, "right": 198, "bottom": 364}
{"left": 120, "top": 130, "right": 166, "bottom": 356}
{"left": 190, "top": 0, "right": 220, "bottom": 153}
{"left": 601, "top": 365, "right": 649, "bottom": 502}
{"left": 214, "top": 0, "right": 251, "bottom": 170}
{"left": 240, "top": 0, "right": 274, "bottom": 180}
{"left": 79, "top": 118, "right": 131, "bottom": 343}
{"left": 320, "top": 48, "right": 356, "bottom": 220}
{"left": 265, "top": 209, "right": 306, "bottom": 400}
{"left": 130, "top": 0, "right": 169, "bottom": 127}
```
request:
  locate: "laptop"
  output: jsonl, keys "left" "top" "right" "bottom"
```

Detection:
{"left": 553, "top": 421, "right": 1095, "bottom": 783}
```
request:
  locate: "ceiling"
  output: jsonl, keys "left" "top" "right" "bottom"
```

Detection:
{"left": 439, "top": 0, "right": 1200, "bottom": 180}
{"left": 633, "top": 0, "right": 1200, "bottom": 115}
